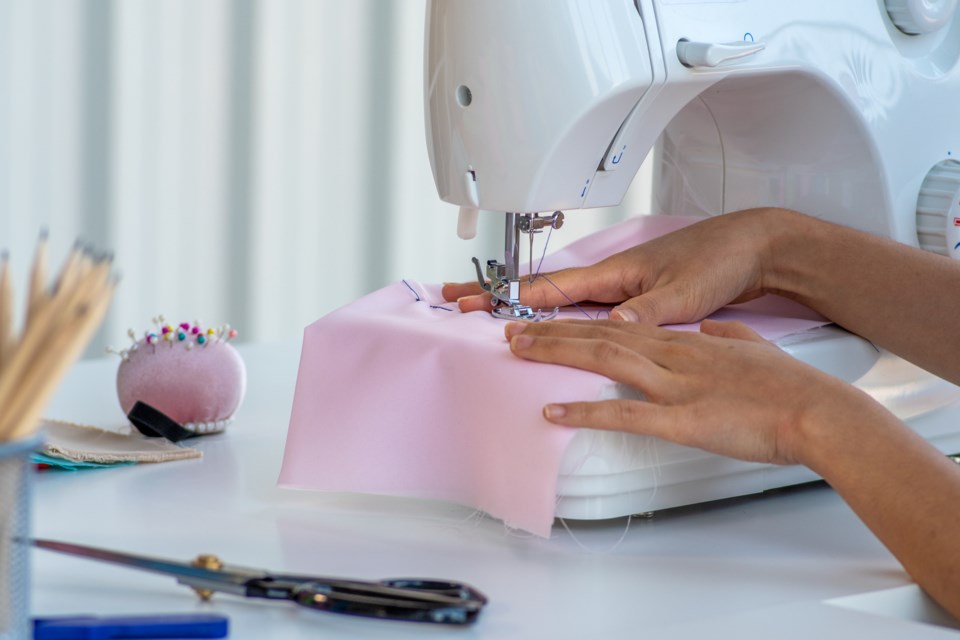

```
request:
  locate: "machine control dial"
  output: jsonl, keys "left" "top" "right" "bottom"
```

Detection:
{"left": 916, "top": 159, "right": 960, "bottom": 259}
{"left": 885, "top": 0, "right": 957, "bottom": 35}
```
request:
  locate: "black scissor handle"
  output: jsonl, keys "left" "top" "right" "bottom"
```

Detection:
{"left": 379, "top": 578, "right": 489, "bottom": 605}
{"left": 289, "top": 578, "right": 487, "bottom": 625}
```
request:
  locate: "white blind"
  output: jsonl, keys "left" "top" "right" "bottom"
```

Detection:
{"left": 0, "top": 0, "right": 652, "bottom": 354}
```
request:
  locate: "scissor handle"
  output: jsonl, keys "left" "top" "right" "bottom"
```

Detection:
{"left": 288, "top": 578, "right": 487, "bottom": 625}
{"left": 380, "top": 578, "right": 489, "bottom": 605}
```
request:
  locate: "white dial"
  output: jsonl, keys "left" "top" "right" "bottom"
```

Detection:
{"left": 916, "top": 160, "right": 960, "bottom": 259}
{"left": 885, "top": 0, "right": 957, "bottom": 34}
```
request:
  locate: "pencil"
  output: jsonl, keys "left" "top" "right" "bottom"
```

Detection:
{"left": 5, "top": 276, "right": 116, "bottom": 442}
{"left": 27, "top": 229, "right": 49, "bottom": 323}
{"left": 0, "top": 241, "right": 116, "bottom": 442}
{"left": 1, "top": 252, "right": 110, "bottom": 418}
{"left": 0, "top": 251, "right": 11, "bottom": 373}
{"left": 55, "top": 241, "right": 83, "bottom": 296}
{"left": 0, "top": 250, "right": 94, "bottom": 414}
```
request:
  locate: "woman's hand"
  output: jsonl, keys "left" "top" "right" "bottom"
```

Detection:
{"left": 506, "top": 317, "right": 960, "bottom": 620}
{"left": 444, "top": 208, "right": 787, "bottom": 325}
{"left": 490, "top": 208, "right": 960, "bottom": 621}
{"left": 504, "top": 318, "right": 869, "bottom": 466}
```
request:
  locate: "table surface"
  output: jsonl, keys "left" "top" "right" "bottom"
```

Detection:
{"left": 30, "top": 341, "right": 960, "bottom": 639}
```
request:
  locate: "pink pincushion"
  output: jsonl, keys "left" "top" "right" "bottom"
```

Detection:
{"left": 116, "top": 323, "right": 246, "bottom": 432}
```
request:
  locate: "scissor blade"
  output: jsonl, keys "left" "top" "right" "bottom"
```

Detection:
{"left": 31, "top": 538, "right": 255, "bottom": 596}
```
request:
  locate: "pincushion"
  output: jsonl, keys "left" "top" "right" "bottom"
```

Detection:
{"left": 114, "top": 319, "right": 246, "bottom": 435}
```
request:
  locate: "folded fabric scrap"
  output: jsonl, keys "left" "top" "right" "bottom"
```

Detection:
{"left": 34, "top": 419, "right": 201, "bottom": 470}
{"left": 280, "top": 215, "right": 831, "bottom": 537}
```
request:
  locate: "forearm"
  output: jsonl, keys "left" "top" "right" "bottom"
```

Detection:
{"left": 761, "top": 208, "right": 960, "bottom": 384}
{"left": 796, "top": 392, "right": 960, "bottom": 619}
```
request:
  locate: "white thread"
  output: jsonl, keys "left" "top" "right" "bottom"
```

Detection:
{"left": 558, "top": 514, "right": 633, "bottom": 554}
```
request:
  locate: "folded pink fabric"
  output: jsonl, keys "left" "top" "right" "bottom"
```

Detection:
{"left": 279, "top": 216, "right": 829, "bottom": 536}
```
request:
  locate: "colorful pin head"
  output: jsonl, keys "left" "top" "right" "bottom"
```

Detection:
{"left": 108, "top": 316, "right": 239, "bottom": 361}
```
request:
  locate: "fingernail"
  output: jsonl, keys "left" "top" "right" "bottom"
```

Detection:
{"left": 442, "top": 282, "right": 458, "bottom": 287}
{"left": 511, "top": 334, "right": 534, "bottom": 350}
{"left": 504, "top": 322, "right": 525, "bottom": 338}
{"left": 543, "top": 404, "right": 567, "bottom": 420}
{"left": 612, "top": 307, "right": 639, "bottom": 322}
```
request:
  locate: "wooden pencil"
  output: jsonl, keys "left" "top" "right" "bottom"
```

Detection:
{"left": 54, "top": 241, "right": 83, "bottom": 297}
{"left": 5, "top": 277, "right": 116, "bottom": 442}
{"left": 0, "top": 260, "right": 98, "bottom": 431}
{"left": 0, "top": 253, "right": 111, "bottom": 428}
{"left": 0, "top": 252, "right": 12, "bottom": 374}
{"left": 0, "top": 240, "right": 116, "bottom": 442}
{"left": 0, "top": 250, "right": 95, "bottom": 419}
{"left": 27, "top": 229, "right": 49, "bottom": 323}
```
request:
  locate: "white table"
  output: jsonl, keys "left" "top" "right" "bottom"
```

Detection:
{"left": 31, "top": 342, "right": 960, "bottom": 638}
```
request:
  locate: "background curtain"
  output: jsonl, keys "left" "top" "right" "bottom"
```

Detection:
{"left": 0, "top": 0, "right": 652, "bottom": 355}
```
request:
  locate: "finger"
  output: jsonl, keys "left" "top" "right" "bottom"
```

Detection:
{"left": 504, "top": 318, "right": 675, "bottom": 344}
{"left": 441, "top": 282, "right": 485, "bottom": 302}
{"left": 456, "top": 292, "right": 493, "bottom": 313}
{"left": 542, "top": 399, "right": 685, "bottom": 443}
{"left": 611, "top": 284, "right": 706, "bottom": 326}
{"left": 699, "top": 319, "right": 767, "bottom": 344}
{"left": 509, "top": 333, "right": 664, "bottom": 392}
{"left": 441, "top": 272, "right": 585, "bottom": 311}
{"left": 521, "top": 264, "right": 626, "bottom": 309}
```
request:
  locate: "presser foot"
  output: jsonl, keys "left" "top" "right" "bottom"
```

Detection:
{"left": 490, "top": 302, "right": 559, "bottom": 322}
{"left": 472, "top": 256, "right": 558, "bottom": 321}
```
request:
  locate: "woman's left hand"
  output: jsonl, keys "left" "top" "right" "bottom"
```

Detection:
{"left": 505, "top": 318, "right": 859, "bottom": 466}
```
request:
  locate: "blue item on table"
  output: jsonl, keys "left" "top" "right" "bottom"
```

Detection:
{"left": 32, "top": 613, "right": 228, "bottom": 639}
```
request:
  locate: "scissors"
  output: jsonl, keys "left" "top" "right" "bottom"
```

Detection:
{"left": 32, "top": 539, "right": 488, "bottom": 625}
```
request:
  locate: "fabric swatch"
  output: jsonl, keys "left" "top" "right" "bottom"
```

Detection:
{"left": 39, "top": 419, "right": 201, "bottom": 465}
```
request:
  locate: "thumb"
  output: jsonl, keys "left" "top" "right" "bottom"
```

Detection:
{"left": 700, "top": 319, "right": 766, "bottom": 343}
{"left": 611, "top": 287, "right": 687, "bottom": 325}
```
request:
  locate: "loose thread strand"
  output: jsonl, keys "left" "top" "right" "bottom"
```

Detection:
{"left": 401, "top": 279, "right": 421, "bottom": 301}
{"left": 402, "top": 279, "right": 453, "bottom": 312}
{"left": 558, "top": 514, "right": 633, "bottom": 554}
{"left": 528, "top": 226, "right": 607, "bottom": 321}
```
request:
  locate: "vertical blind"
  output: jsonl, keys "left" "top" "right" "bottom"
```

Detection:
{"left": 0, "top": 0, "right": 652, "bottom": 354}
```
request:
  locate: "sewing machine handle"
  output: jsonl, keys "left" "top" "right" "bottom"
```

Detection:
{"left": 676, "top": 39, "right": 765, "bottom": 68}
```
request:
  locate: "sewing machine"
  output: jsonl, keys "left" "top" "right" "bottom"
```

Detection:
{"left": 424, "top": 0, "right": 960, "bottom": 518}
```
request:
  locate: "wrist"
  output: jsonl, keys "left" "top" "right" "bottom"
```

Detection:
{"left": 786, "top": 379, "right": 893, "bottom": 475}
{"left": 751, "top": 207, "right": 824, "bottom": 300}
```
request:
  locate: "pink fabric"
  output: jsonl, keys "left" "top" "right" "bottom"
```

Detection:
{"left": 279, "top": 215, "right": 829, "bottom": 536}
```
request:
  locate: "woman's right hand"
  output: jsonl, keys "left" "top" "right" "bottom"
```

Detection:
{"left": 442, "top": 208, "right": 789, "bottom": 325}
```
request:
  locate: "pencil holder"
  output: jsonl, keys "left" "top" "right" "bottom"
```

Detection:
{"left": 0, "top": 436, "right": 39, "bottom": 640}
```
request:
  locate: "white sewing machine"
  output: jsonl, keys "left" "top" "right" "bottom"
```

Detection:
{"left": 424, "top": 0, "right": 960, "bottom": 519}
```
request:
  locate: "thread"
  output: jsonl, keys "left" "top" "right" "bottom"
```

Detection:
{"left": 528, "top": 226, "right": 609, "bottom": 321}
{"left": 558, "top": 514, "right": 633, "bottom": 554}
{"left": 552, "top": 394, "right": 663, "bottom": 550}
{"left": 402, "top": 279, "right": 454, "bottom": 312}
{"left": 401, "top": 279, "right": 421, "bottom": 301}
